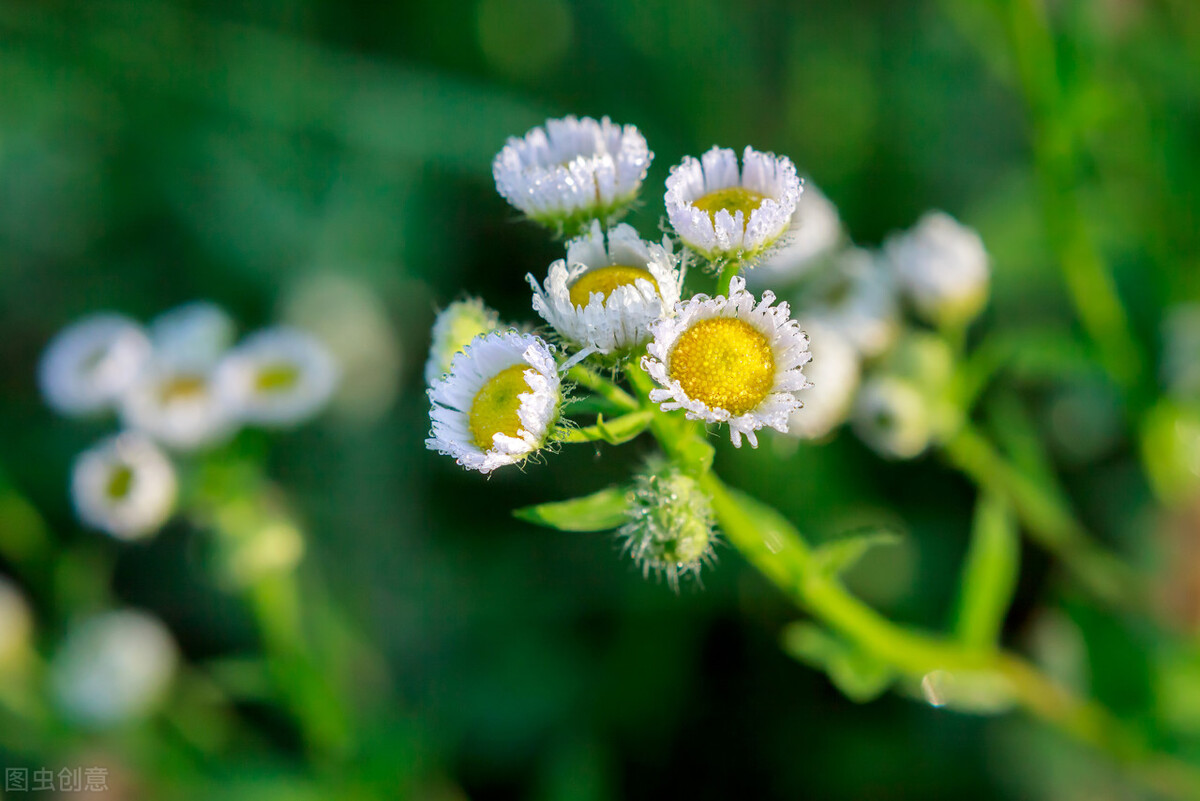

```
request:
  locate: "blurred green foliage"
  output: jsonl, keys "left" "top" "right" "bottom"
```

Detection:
{"left": 2, "top": 0, "right": 1200, "bottom": 799}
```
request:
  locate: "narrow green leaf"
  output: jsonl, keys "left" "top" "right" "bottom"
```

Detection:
{"left": 513, "top": 487, "right": 630, "bottom": 532}
{"left": 811, "top": 529, "right": 902, "bottom": 578}
{"left": 953, "top": 492, "right": 1020, "bottom": 649}
{"left": 781, "top": 622, "right": 893, "bottom": 703}
{"left": 556, "top": 411, "right": 652, "bottom": 446}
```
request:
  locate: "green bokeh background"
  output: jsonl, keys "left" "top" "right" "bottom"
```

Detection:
{"left": 2, "top": 0, "right": 1200, "bottom": 798}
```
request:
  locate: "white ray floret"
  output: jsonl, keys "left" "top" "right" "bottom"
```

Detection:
{"left": 664, "top": 145, "right": 802, "bottom": 262}
{"left": 120, "top": 356, "right": 236, "bottom": 451}
{"left": 214, "top": 327, "right": 339, "bottom": 427}
{"left": 643, "top": 276, "right": 812, "bottom": 448}
{"left": 492, "top": 115, "right": 652, "bottom": 233}
{"left": 148, "top": 301, "right": 236, "bottom": 367}
{"left": 798, "top": 248, "right": 901, "bottom": 360}
{"left": 885, "top": 211, "right": 990, "bottom": 327}
{"left": 528, "top": 221, "right": 682, "bottom": 354}
{"left": 427, "top": 331, "right": 561, "bottom": 474}
{"left": 785, "top": 319, "right": 861, "bottom": 440}
{"left": 749, "top": 181, "right": 843, "bottom": 288}
{"left": 72, "top": 432, "right": 178, "bottom": 541}
{"left": 38, "top": 313, "right": 153, "bottom": 417}
{"left": 425, "top": 298, "right": 501, "bottom": 386}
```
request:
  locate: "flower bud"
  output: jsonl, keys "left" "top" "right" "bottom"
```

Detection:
{"left": 885, "top": 211, "right": 989, "bottom": 328}
{"left": 424, "top": 298, "right": 500, "bottom": 386}
{"left": 852, "top": 375, "right": 933, "bottom": 460}
{"left": 618, "top": 466, "right": 716, "bottom": 589}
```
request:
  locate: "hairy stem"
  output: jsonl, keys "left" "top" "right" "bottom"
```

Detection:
{"left": 566, "top": 364, "right": 640, "bottom": 412}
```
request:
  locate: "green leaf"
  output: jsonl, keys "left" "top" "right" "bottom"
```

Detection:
{"left": 953, "top": 492, "right": 1019, "bottom": 649}
{"left": 556, "top": 411, "right": 653, "bottom": 446}
{"left": 513, "top": 487, "right": 630, "bottom": 532}
{"left": 811, "top": 529, "right": 902, "bottom": 579}
{"left": 781, "top": 622, "right": 893, "bottom": 703}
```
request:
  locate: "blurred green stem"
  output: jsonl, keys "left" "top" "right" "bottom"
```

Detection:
{"left": 941, "top": 423, "right": 1144, "bottom": 610}
{"left": 1001, "top": 0, "right": 1146, "bottom": 401}
{"left": 953, "top": 492, "right": 1020, "bottom": 649}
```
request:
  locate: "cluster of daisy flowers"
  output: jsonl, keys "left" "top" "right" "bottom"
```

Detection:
{"left": 39, "top": 302, "right": 339, "bottom": 541}
{"left": 427, "top": 114, "right": 995, "bottom": 584}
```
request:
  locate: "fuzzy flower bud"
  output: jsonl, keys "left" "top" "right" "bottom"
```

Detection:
{"left": 618, "top": 466, "right": 716, "bottom": 589}
{"left": 425, "top": 298, "right": 501, "bottom": 386}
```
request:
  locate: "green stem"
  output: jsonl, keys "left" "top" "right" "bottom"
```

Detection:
{"left": 941, "top": 424, "right": 1145, "bottom": 610}
{"left": 716, "top": 260, "right": 742, "bottom": 296}
{"left": 556, "top": 410, "right": 654, "bottom": 445}
{"left": 953, "top": 492, "right": 1020, "bottom": 649}
{"left": 566, "top": 365, "right": 640, "bottom": 413}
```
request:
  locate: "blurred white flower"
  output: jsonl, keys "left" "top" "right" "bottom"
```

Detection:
{"left": 852, "top": 375, "right": 933, "bottom": 460}
{"left": 529, "top": 221, "right": 682, "bottom": 354}
{"left": 0, "top": 576, "right": 32, "bottom": 669}
{"left": 51, "top": 609, "right": 178, "bottom": 728}
{"left": 493, "top": 115, "right": 652, "bottom": 233}
{"left": 427, "top": 331, "right": 561, "bottom": 474}
{"left": 425, "top": 298, "right": 501, "bottom": 387}
{"left": 120, "top": 357, "right": 236, "bottom": 451}
{"left": 785, "top": 320, "right": 861, "bottom": 440}
{"left": 39, "top": 314, "right": 152, "bottom": 416}
{"left": 665, "top": 145, "right": 801, "bottom": 262}
{"left": 1163, "top": 303, "right": 1200, "bottom": 400}
{"left": 214, "top": 327, "right": 339, "bottom": 427}
{"left": 799, "top": 248, "right": 901, "bottom": 359}
{"left": 72, "top": 433, "right": 177, "bottom": 540}
{"left": 148, "top": 301, "right": 236, "bottom": 367}
{"left": 283, "top": 274, "right": 402, "bottom": 423}
{"left": 643, "top": 276, "right": 811, "bottom": 448}
{"left": 885, "top": 211, "right": 989, "bottom": 327}
{"left": 750, "top": 182, "right": 843, "bottom": 288}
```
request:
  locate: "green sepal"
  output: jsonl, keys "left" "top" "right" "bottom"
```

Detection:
{"left": 513, "top": 487, "right": 630, "bottom": 532}
{"left": 781, "top": 622, "right": 894, "bottom": 703}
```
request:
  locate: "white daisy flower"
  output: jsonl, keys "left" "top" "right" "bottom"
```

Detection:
{"left": 148, "top": 301, "right": 236, "bottom": 367}
{"left": 72, "top": 433, "right": 178, "bottom": 541}
{"left": 426, "top": 331, "right": 562, "bottom": 473}
{"left": 425, "top": 298, "right": 501, "bottom": 386}
{"left": 799, "top": 248, "right": 901, "bottom": 359}
{"left": 38, "top": 313, "right": 153, "bottom": 417}
{"left": 750, "top": 181, "right": 843, "bottom": 288}
{"left": 885, "top": 211, "right": 990, "bottom": 327}
{"left": 120, "top": 357, "right": 236, "bottom": 451}
{"left": 642, "top": 276, "right": 812, "bottom": 448}
{"left": 492, "top": 115, "right": 652, "bottom": 234}
{"left": 852, "top": 375, "right": 933, "bottom": 460}
{"left": 528, "top": 220, "right": 683, "bottom": 354}
{"left": 785, "top": 320, "right": 861, "bottom": 440}
{"left": 51, "top": 609, "right": 178, "bottom": 728}
{"left": 0, "top": 576, "right": 32, "bottom": 669}
{"left": 213, "top": 327, "right": 339, "bottom": 427}
{"left": 664, "top": 145, "right": 802, "bottom": 263}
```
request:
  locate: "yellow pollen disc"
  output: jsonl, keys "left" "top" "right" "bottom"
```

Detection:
{"left": 668, "top": 318, "right": 775, "bottom": 416}
{"left": 159, "top": 374, "right": 207, "bottom": 404}
{"left": 255, "top": 363, "right": 300, "bottom": 393}
{"left": 468, "top": 364, "right": 532, "bottom": 451}
{"left": 568, "top": 265, "right": 659, "bottom": 309}
{"left": 691, "top": 187, "right": 767, "bottom": 230}
{"left": 106, "top": 465, "right": 134, "bottom": 500}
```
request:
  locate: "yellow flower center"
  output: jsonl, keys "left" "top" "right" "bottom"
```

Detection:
{"left": 468, "top": 364, "right": 532, "bottom": 451}
{"left": 106, "top": 465, "right": 133, "bottom": 500}
{"left": 691, "top": 187, "right": 767, "bottom": 230}
{"left": 568, "top": 265, "right": 659, "bottom": 309}
{"left": 158, "top": 374, "right": 208, "bottom": 404}
{"left": 255, "top": 363, "right": 300, "bottom": 393}
{"left": 668, "top": 318, "right": 775, "bottom": 416}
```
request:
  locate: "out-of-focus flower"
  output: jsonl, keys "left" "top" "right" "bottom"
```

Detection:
{"left": 425, "top": 298, "right": 501, "bottom": 387}
{"left": 643, "top": 276, "right": 811, "bottom": 448}
{"left": 147, "top": 301, "right": 236, "bottom": 367}
{"left": 665, "top": 145, "right": 801, "bottom": 263}
{"left": 884, "top": 211, "right": 989, "bottom": 328}
{"left": 120, "top": 357, "right": 236, "bottom": 451}
{"left": 51, "top": 609, "right": 178, "bottom": 728}
{"left": 0, "top": 576, "right": 32, "bottom": 669}
{"left": 1163, "top": 304, "right": 1200, "bottom": 401}
{"left": 492, "top": 115, "right": 652, "bottom": 235}
{"left": 785, "top": 320, "right": 861, "bottom": 440}
{"left": 529, "top": 221, "right": 682, "bottom": 354}
{"left": 39, "top": 314, "right": 152, "bottom": 416}
{"left": 618, "top": 465, "right": 716, "bottom": 590}
{"left": 750, "top": 182, "right": 843, "bottom": 288}
{"left": 852, "top": 375, "right": 933, "bottom": 460}
{"left": 71, "top": 433, "right": 177, "bottom": 540}
{"left": 282, "top": 274, "right": 402, "bottom": 423}
{"left": 214, "top": 327, "right": 339, "bottom": 427}
{"left": 798, "top": 248, "right": 900, "bottom": 359}
{"left": 427, "top": 331, "right": 561, "bottom": 473}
